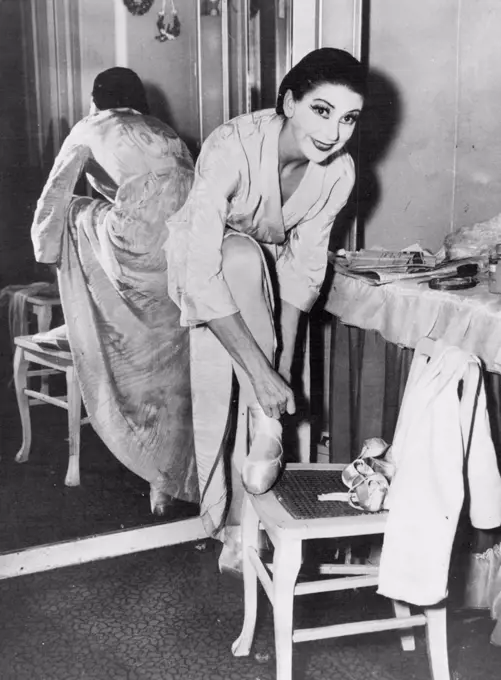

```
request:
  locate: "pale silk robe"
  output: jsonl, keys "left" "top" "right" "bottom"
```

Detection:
{"left": 31, "top": 108, "right": 200, "bottom": 506}
{"left": 165, "top": 109, "right": 356, "bottom": 534}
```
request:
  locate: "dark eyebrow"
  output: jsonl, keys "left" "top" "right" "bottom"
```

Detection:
{"left": 313, "top": 97, "right": 335, "bottom": 108}
{"left": 312, "top": 97, "right": 361, "bottom": 114}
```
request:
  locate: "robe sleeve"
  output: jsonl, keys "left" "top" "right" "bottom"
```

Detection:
{"left": 31, "top": 120, "right": 91, "bottom": 264}
{"left": 166, "top": 124, "right": 242, "bottom": 326}
{"left": 276, "top": 153, "right": 355, "bottom": 312}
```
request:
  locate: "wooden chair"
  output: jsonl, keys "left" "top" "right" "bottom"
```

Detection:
{"left": 232, "top": 338, "right": 477, "bottom": 680}
{"left": 3, "top": 286, "right": 62, "bottom": 394}
{"left": 13, "top": 335, "right": 88, "bottom": 487}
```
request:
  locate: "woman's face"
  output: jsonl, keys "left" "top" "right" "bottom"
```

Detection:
{"left": 283, "top": 82, "right": 363, "bottom": 163}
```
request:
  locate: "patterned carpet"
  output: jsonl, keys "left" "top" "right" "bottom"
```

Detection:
{"left": 0, "top": 538, "right": 499, "bottom": 680}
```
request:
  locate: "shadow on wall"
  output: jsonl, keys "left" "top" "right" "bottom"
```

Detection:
{"left": 0, "top": 115, "right": 74, "bottom": 287}
{"left": 314, "top": 70, "right": 403, "bottom": 443}
{"left": 31, "top": 117, "right": 76, "bottom": 285}
{"left": 329, "top": 67, "right": 403, "bottom": 252}
{"left": 145, "top": 82, "right": 199, "bottom": 160}
{"left": 42, "top": 118, "right": 71, "bottom": 177}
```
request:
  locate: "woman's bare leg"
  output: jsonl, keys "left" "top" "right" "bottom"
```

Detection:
{"left": 221, "top": 234, "right": 275, "bottom": 401}
{"left": 221, "top": 235, "right": 283, "bottom": 491}
{"left": 217, "top": 235, "right": 283, "bottom": 574}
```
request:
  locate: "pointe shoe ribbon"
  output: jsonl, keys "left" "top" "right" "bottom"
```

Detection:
{"left": 359, "top": 437, "right": 396, "bottom": 480}
{"left": 241, "top": 406, "right": 283, "bottom": 495}
{"left": 342, "top": 461, "right": 389, "bottom": 512}
{"left": 342, "top": 437, "right": 394, "bottom": 512}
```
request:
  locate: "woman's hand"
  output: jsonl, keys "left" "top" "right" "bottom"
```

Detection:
{"left": 251, "top": 364, "right": 296, "bottom": 419}
{"left": 208, "top": 312, "right": 296, "bottom": 419}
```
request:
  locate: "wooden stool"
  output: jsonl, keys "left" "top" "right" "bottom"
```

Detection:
{"left": 13, "top": 335, "right": 87, "bottom": 486}
{"left": 232, "top": 464, "right": 449, "bottom": 680}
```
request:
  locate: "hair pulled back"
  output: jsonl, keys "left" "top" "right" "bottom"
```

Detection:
{"left": 276, "top": 48, "right": 366, "bottom": 115}
{"left": 92, "top": 67, "right": 150, "bottom": 115}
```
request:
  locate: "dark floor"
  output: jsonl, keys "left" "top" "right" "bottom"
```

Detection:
{"left": 0, "top": 538, "right": 499, "bottom": 680}
{"left": 0, "top": 380, "right": 199, "bottom": 553}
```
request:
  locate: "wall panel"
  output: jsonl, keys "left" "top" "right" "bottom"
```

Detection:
{"left": 78, "top": 0, "right": 115, "bottom": 120}
{"left": 360, "top": 0, "right": 459, "bottom": 252}
{"left": 291, "top": 0, "right": 317, "bottom": 63}
{"left": 454, "top": 0, "right": 501, "bottom": 228}
{"left": 0, "top": 0, "right": 35, "bottom": 284}
{"left": 320, "top": 0, "right": 359, "bottom": 53}
{"left": 123, "top": 1, "right": 200, "bottom": 155}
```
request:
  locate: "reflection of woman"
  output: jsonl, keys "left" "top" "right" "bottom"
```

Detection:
{"left": 31, "top": 67, "right": 199, "bottom": 514}
{"left": 166, "top": 49, "right": 366, "bottom": 545}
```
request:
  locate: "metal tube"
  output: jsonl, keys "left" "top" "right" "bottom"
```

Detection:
{"left": 221, "top": 0, "right": 230, "bottom": 122}
{"left": 349, "top": 0, "right": 365, "bottom": 251}
{"left": 243, "top": 0, "right": 250, "bottom": 113}
{"left": 316, "top": 0, "right": 324, "bottom": 49}
{"left": 196, "top": 0, "right": 204, "bottom": 146}
{"left": 352, "top": 0, "right": 364, "bottom": 61}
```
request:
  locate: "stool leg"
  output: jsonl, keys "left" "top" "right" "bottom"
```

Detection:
{"left": 425, "top": 604, "right": 450, "bottom": 680}
{"left": 13, "top": 346, "right": 32, "bottom": 463}
{"left": 392, "top": 600, "right": 416, "bottom": 651}
{"left": 232, "top": 497, "right": 260, "bottom": 657}
{"left": 64, "top": 366, "right": 81, "bottom": 486}
{"left": 273, "top": 538, "right": 302, "bottom": 680}
{"left": 35, "top": 305, "right": 53, "bottom": 395}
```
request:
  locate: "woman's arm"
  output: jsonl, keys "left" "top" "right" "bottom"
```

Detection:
{"left": 166, "top": 125, "right": 242, "bottom": 327}
{"left": 32, "top": 121, "right": 90, "bottom": 264}
{"left": 208, "top": 312, "right": 295, "bottom": 419}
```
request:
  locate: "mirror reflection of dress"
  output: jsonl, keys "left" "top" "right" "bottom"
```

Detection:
{"left": 31, "top": 106, "right": 199, "bottom": 514}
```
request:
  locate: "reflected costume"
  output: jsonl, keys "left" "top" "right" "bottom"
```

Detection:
{"left": 31, "top": 108, "right": 199, "bottom": 507}
{"left": 165, "top": 109, "right": 356, "bottom": 535}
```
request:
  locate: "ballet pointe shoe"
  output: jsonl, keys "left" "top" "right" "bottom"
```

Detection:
{"left": 218, "top": 525, "right": 243, "bottom": 578}
{"left": 241, "top": 405, "right": 283, "bottom": 495}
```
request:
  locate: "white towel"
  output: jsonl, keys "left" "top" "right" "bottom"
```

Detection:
{"left": 378, "top": 342, "right": 501, "bottom": 606}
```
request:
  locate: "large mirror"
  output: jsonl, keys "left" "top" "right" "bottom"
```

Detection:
{"left": 0, "top": 0, "right": 295, "bottom": 578}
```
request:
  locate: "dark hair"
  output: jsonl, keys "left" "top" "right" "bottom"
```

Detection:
{"left": 276, "top": 48, "right": 367, "bottom": 115}
{"left": 91, "top": 67, "right": 150, "bottom": 115}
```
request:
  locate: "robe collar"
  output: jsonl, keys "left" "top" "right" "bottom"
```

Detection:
{"left": 260, "top": 114, "right": 326, "bottom": 241}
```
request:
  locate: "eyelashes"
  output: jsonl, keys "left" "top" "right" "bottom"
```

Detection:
{"left": 311, "top": 104, "right": 330, "bottom": 118}
{"left": 342, "top": 114, "right": 360, "bottom": 125}
{"left": 311, "top": 105, "right": 360, "bottom": 126}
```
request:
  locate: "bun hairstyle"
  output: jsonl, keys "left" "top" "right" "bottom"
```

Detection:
{"left": 92, "top": 67, "right": 150, "bottom": 115}
{"left": 276, "top": 48, "right": 367, "bottom": 115}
